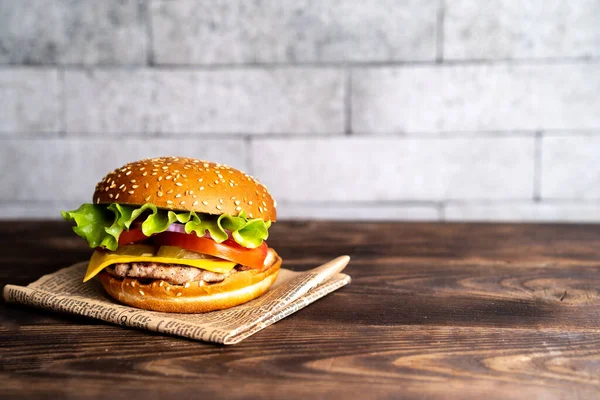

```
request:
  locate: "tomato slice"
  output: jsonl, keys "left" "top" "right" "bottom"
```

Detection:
{"left": 153, "top": 232, "right": 268, "bottom": 270}
{"left": 118, "top": 228, "right": 148, "bottom": 245}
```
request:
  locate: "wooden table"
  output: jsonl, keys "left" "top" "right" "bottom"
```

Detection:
{"left": 2, "top": 221, "right": 600, "bottom": 399}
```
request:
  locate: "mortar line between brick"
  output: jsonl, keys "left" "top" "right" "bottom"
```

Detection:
{"left": 438, "top": 202, "right": 446, "bottom": 221}
{"left": 5, "top": 131, "right": 600, "bottom": 140}
{"left": 2, "top": 58, "right": 599, "bottom": 70}
{"left": 144, "top": 1, "right": 154, "bottom": 65}
{"left": 245, "top": 137, "right": 254, "bottom": 175}
{"left": 436, "top": 0, "right": 445, "bottom": 63}
{"left": 344, "top": 69, "right": 352, "bottom": 135}
{"left": 58, "top": 69, "right": 66, "bottom": 136}
{"left": 534, "top": 132, "right": 543, "bottom": 202}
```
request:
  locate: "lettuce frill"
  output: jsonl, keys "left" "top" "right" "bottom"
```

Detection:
{"left": 61, "top": 203, "right": 270, "bottom": 251}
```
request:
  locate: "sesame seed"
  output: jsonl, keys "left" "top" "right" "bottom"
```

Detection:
{"left": 231, "top": 196, "right": 236, "bottom": 200}
{"left": 165, "top": 175, "right": 172, "bottom": 180}
{"left": 229, "top": 182, "right": 234, "bottom": 187}
{"left": 203, "top": 163, "right": 209, "bottom": 167}
{"left": 216, "top": 205, "right": 222, "bottom": 210}
{"left": 166, "top": 286, "right": 170, "bottom": 292}
{"left": 193, "top": 201, "right": 198, "bottom": 206}
{"left": 126, "top": 171, "right": 131, "bottom": 176}
{"left": 200, "top": 186, "right": 204, "bottom": 190}
{"left": 128, "top": 190, "right": 134, "bottom": 194}
{"left": 259, "top": 206, "right": 263, "bottom": 213}
{"left": 219, "top": 198, "right": 223, "bottom": 204}
{"left": 142, "top": 171, "right": 148, "bottom": 176}
{"left": 249, "top": 213, "right": 253, "bottom": 218}
{"left": 109, "top": 193, "right": 114, "bottom": 199}
{"left": 96, "top": 198, "right": 100, "bottom": 204}
{"left": 119, "top": 184, "right": 125, "bottom": 189}
{"left": 175, "top": 182, "right": 183, "bottom": 187}
{"left": 236, "top": 206, "right": 242, "bottom": 211}
{"left": 166, "top": 189, "right": 173, "bottom": 194}
{"left": 214, "top": 180, "right": 219, "bottom": 184}
{"left": 249, "top": 201, "right": 253, "bottom": 205}
{"left": 198, "top": 178, "right": 203, "bottom": 182}
{"left": 152, "top": 172, "right": 158, "bottom": 176}
{"left": 189, "top": 190, "right": 194, "bottom": 195}
{"left": 157, "top": 191, "right": 163, "bottom": 197}
{"left": 104, "top": 186, "right": 110, "bottom": 192}
{"left": 115, "top": 193, "right": 120, "bottom": 199}
{"left": 139, "top": 290, "right": 145, "bottom": 296}
{"left": 177, "top": 292, "right": 182, "bottom": 297}
{"left": 262, "top": 201, "right": 267, "bottom": 206}
{"left": 180, "top": 201, "right": 185, "bottom": 205}
{"left": 140, "top": 167, "right": 145, "bottom": 171}
{"left": 159, "top": 281, "right": 164, "bottom": 287}
{"left": 235, "top": 200, "right": 240, "bottom": 206}
{"left": 131, "top": 281, "right": 136, "bottom": 287}
{"left": 182, "top": 174, "right": 187, "bottom": 178}
{"left": 145, "top": 196, "right": 151, "bottom": 201}
{"left": 132, "top": 185, "right": 139, "bottom": 189}
{"left": 202, "top": 201, "right": 209, "bottom": 205}
{"left": 175, "top": 194, "right": 182, "bottom": 198}
{"left": 130, "top": 179, "right": 136, "bottom": 183}
{"left": 158, "top": 176, "right": 163, "bottom": 181}
{"left": 145, "top": 183, "right": 149, "bottom": 189}
{"left": 184, "top": 282, "right": 190, "bottom": 288}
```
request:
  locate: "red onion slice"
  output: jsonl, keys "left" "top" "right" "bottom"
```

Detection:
{"left": 133, "top": 221, "right": 217, "bottom": 238}
{"left": 165, "top": 223, "right": 187, "bottom": 234}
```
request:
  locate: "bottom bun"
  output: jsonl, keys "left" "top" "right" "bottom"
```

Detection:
{"left": 97, "top": 248, "right": 282, "bottom": 313}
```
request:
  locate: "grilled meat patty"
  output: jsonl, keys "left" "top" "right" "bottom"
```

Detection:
{"left": 106, "top": 262, "right": 235, "bottom": 285}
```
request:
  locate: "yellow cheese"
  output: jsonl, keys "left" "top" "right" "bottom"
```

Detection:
{"left": 83, "top": 246, "right": 236, "bottom": 282}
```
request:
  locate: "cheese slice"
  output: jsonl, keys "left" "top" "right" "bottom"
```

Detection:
{"left": 83, "top": 247, "right": 237, "bottom": 282}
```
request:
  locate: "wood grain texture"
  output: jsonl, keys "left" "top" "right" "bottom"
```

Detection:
{"left": 1, "top": 221, "right": 600, "bottom": 399}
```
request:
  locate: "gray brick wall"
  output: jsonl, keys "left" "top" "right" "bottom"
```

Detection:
{"left": 1, "top": 0, "right": 599, "bottom": 222}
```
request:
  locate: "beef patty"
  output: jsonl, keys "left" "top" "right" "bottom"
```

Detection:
{"left": 106, "top": 262, "right": 242, "bottom": 285}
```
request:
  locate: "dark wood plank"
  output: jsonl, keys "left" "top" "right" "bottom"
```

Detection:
{"left": 2, "top": 221, "right": 600, "bottom": 399}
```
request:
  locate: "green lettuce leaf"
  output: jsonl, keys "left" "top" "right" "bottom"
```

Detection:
{"left": 61, "top": 203, "right": 271, "bottom": 251}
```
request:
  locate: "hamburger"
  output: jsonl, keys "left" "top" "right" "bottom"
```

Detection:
{"left": 62, "top": 156, "right": 281, "bottom": 313}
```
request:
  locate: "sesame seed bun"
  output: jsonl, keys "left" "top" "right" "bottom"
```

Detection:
{"left": 97, "top": 249, "right": 282, "bottom": 313}
{"left": 93, "top": 156, "right": 276, "bottom": 222}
